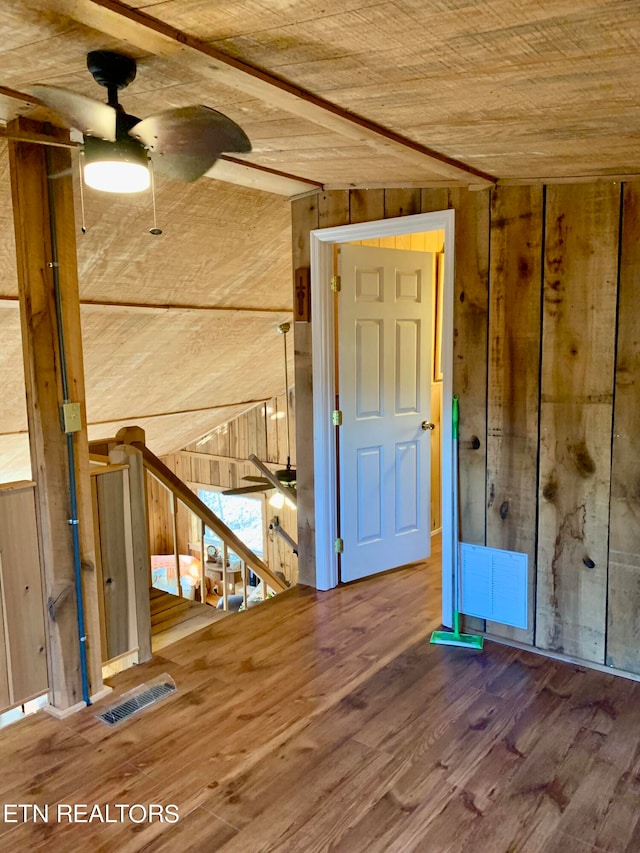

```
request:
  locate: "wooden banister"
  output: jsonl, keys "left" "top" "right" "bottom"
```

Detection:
{"left": 136, "top": 444, "right": 287, "bottom": 594}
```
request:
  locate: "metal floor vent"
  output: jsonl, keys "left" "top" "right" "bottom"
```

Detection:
{"left": 96, "top": 674, "right": 177, "bottom": 727}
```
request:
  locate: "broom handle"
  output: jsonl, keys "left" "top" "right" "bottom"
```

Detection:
{"left": 452, "top": 395, "right": 460, "bottom": 626}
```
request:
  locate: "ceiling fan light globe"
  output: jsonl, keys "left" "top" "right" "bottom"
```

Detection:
{"left": 84, "top": 160, "right": 150, "bottom": 193}
{"left": 83, "top": 134, "right": 150, "bottom": 193}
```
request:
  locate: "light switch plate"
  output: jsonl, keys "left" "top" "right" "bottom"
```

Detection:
{"left": 61, "top": 402, "right": 82, "bottom": 434}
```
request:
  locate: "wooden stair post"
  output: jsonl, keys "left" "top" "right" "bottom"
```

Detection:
{"left": 8, "top": 118, "right": 104, "bottom": 712}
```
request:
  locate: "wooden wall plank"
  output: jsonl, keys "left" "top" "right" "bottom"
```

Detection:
{"left": 536, "top": 182, "right": 620, "bottom": 662}
{"left": 266, "top": 398, "right": 280, "bottom": 463}
{"left": 485, "top": 185, "right": 544, "bottom": 644}
{"left": 383, "top": 188, "right": 421, "bottom": 219}
{"left": 147, "top": 473, "right": 172, "bottom": 555}
{"left": 448, "top": 188, "right": 490, "bottom": 548}
{"left": 109, "top": 445, "right": 152, "bottom": 663}
{"left": 96, "top": 470, "right": 131, "bottom": 660}
{"left": 319, "top": 190, "right": 349, "bottom": 229}
{"left": 0, "top": 486, "right": 47, "bottom": 705}
{"left": 607, "top": 182, "right": 640, "bottom": 672}
{"left": 170, "top": 453, "right": 192, "bottom": 554}
{"left": 293, "top": 194, "right": 320, "bottom": 586}
{"left": 420, "top": 189, "right": 450, "bottom": 215}
{"left": 349, "top": 189, "right": 384, "bottom": 224}
{"left": 0, "top": 554, "right": 10, "bottom": 710}
{"left": 447, "top": 188, "right": 490, "bottom": 632}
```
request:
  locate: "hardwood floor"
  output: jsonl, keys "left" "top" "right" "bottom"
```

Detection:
{"left": 149, "top": 588, "right": 228, "bottom": 652}
{"left": 0, "top": 538, "right": 639, "bottom": 852}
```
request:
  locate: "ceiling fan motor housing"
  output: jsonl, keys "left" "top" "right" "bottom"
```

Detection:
{"left": 87, "top": 50, "right": 137, "bottom": 91}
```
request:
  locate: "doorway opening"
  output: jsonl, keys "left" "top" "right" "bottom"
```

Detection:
{"left": 310, "top": 210, "right": 455, "bottom": 627}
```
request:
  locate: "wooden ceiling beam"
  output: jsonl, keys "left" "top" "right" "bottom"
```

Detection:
{"left": 89, "top": 400, "right": 271, "bottom": 426}
{"left": 0, "top": 295, "right": 291, "bottom": 316}
{"left": 33, "top": 0, "right": 495, "bottom": 187}
{"left": 211, "top": 156, "right": 322, "bottom": 197}
{"left": 0, "top": 399, "right": 271, "bottom": 439}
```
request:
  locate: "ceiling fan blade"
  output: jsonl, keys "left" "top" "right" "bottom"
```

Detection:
{"left": 222, "top": 484, "right": 272, "bottom": 496}
{"left": 242, "top": 476, "right": 271, "bottom": 484}
{"left": 27, "top": 85, "right": 116, "bottom": 141}
{"left": 129, "top": 105, "right": 251, "bottom": 182}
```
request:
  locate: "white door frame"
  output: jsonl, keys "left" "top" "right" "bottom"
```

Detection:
{"left": 310, "top": 210, "right": 455, "bottom": 627}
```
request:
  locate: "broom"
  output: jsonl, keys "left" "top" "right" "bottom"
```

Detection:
{"left": 430, "top": 394, "right": 484, "bottom": 650}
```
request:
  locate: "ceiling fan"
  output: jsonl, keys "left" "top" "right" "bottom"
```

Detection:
{"left": 28, "top": 50, "right": 251, "bottom": 193}
{"left": 224, "top": 323, "right": 296, "bottom": 501}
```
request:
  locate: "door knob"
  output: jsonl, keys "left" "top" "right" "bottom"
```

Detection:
{"left": 421, "top": 421, "right": 435, "bottom": 431}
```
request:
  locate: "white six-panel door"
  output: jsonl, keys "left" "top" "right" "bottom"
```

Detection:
{"left": 338, "top": 244, "right": 434, "bottom": 582}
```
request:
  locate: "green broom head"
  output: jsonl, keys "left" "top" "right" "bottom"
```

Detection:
{"left": 430, "top": 610, "right": 483, "bottom": 650}
{"left": 430, "top": 628, "right": 484, "bottom": 650}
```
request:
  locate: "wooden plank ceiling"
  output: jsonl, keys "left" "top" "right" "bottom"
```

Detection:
{"left": 0, "top": 0, "right": 638, "bottom": 479}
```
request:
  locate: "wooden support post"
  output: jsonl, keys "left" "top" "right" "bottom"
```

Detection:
{"left": 222, "top": 543, "right": 229, "bottom": 611}
{"left": 90, "top": 478, "right": 109, "bottom": 662}
{"left": 199, "top": 519, "right": 206, "bottom": 606}
{"left": 172, "top": 493, "right": 182, "bottom": 598}
{"left": 109, "top": 444, "right": 152, "bottom": 663}
{"left": 8, "top": 118, "right": 103, "bottom": 711}
{"left": 242, "top": 560, "right": 247, "bottom": 610}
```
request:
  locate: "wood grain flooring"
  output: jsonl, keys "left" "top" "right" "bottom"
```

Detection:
{"left": 0, "top": 537, "right": 638, "bottom": 852}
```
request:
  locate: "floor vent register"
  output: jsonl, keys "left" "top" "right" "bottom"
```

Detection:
{"left": 96, "top": 674, "right": 177, "bottom": 727}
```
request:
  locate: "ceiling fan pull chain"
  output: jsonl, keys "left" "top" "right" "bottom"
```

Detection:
{"left": 149, "top": 160, "right": 163, "bottom": 236}
{"left": 78, "top": 151, "right": 87, "bottom": 234}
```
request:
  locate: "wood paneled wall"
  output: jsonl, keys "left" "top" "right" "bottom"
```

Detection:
{"left": 292, "top": 183, "right": 640, "bottom": 674}
{"left": 0, "top": 482, "right": 47, "bottom": 711}
{"left": 149, "top": 391, "right": 298, "bottom": 585}
{"left": 91, "top": 453, "right": 151, "bottom": 665}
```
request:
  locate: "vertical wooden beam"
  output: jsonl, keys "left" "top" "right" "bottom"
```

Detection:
{"left": 199, "top": 518, "right": 206, "bottom": 608}
{"left": 607, "top": 182, "right": 640, "bottom": 672}
{"left": 222, "top": 542, "right": 229, "bottom": 610}
{"left": 90, "top": 477, "right": 109, "bottom": 662}
{"left": 172, "top": 492, "right": 181, "bottom": 597}
{"left": 486, "top": 185, "right": 544, "bottom": 644}
{"left": 8, "top": 119, "right": 102, "bottom": 710}
{"left": 536, "top": 182, "right": 619, "bottom": 662}
{"left": 242, "top": 559, "right": 248, "bottom": 610}
{"left": 292, "top": 193, "right": 319, "bottom": 586}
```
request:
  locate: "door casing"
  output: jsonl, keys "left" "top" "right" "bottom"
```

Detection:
{"left": 309, "top": 210, "right": 455, "bottom": 628}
